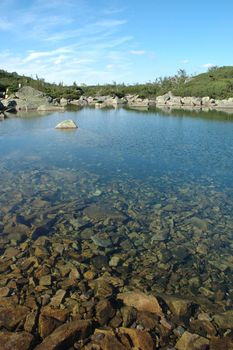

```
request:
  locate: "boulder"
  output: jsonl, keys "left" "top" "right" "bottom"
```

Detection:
{"left": 0, "top": 331, "right": 34, "bottom": 350}
{"left": 175, "top": 331, "right": 209, "bottom": 350}
{"left": 119, "top": 327, "right": 154, "bottom": 350}
{"left": 117, "top": 291, "right": 162, "bottom": 315}
{"left": 55, "top": 120, "right": 78, "bottom": 129}
{"left": 34, "top": 320, "right": 92, "bottom": 350}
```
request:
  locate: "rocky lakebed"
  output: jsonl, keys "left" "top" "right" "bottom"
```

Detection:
{"left": 0, "top": 105, "right": 233, "bottom": 349}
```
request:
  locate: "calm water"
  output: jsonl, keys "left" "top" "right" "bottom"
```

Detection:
{"left": 1, "top": 107, "right": 233, "bottom": 308}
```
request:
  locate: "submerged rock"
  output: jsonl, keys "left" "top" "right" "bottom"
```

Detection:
{"left": 55, "top": 120, "right": 78, "bottom": 129}
{"left": 0, "top": 331, "right": 34, "bottom": 350}
{"left": 117, "top": 291, "right": 162, "bottom": 315}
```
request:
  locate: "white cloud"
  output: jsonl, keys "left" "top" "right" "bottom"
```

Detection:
{"left": 202, "top": 63, "right": 215, "bottom": 68}
{"left": 129, "top": 50, "right": 146, "bottom": 55}
{"left": 24, "top": 48, "right": 72, "bottom": 62}
{"left": 181, "top": 59, "right": 189, "bottom": 64}
{"left": 96, "top": 19, "right": 127, "bottom": 28}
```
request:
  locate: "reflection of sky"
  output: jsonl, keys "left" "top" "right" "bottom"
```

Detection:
{"left": 1, "top": 108, "right": 233, "bottom": 188}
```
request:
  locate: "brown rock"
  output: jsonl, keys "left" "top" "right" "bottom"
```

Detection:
{"left": 0, "top": 331, "right": 34, "bottom": 350}
{"left": 39, "top": 275, "right": 52, "bottom": 286}
{"left": 209, "top": 336, "right": 233, "bottom": 350}
{"left": 4, "top": 247, "right": 20, "bottom": 260}
{"left": 0, "top": 287, "right": 10, "bottom": 297}
{"left": 38, "top": 314, "right": 60, "bottom": 338}
{"left": 137, "top": 311, "right": 158, "bottom": 330}
{"left": 96, "top": 299, "right": 115, "bottom": 325}
{"left": 87, "top": 329, "right": 126, "bottom": 350}
{"left": 121, "top": 306, "right": 137, "bottom": 327}
{"left": 213, "top": 310, "right": 233, "bottom": 329}
{"left": 162, "top": 295, "right": 191, "bottom": 317}
{"left": 117, "top": 291, "right": 162, "bottom": 315}
{"left": 34, "top": 320, "right": 92, "bottom": 350}
{"left": 24, "top": 311, "right": 37, "bottom": 333}
{"left": 50, "top": 289, "right": 66, "bottom": 307}
{"left": 41, "top": 305, "right": 69, "bottom": 322}
{"left": 0, "top": 305, "right": 30, "bottom": 330}
{"left": 175, "top": 331, "right": 209, "bottom": 350}
{"left": 119, "top": 327, "right": 154, "bottom": 350}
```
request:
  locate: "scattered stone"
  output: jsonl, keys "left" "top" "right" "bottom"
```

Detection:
{"left": 95, "top": 299, "right": 115, "bottom": 325}
{"left": 0, "top": 331, "right": 34, "bottom": 350}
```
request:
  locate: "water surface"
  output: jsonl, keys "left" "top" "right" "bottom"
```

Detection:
{"left": 1, "top": 107, "right": 233, "bottom": 310}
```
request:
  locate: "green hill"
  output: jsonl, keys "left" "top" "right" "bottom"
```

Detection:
{"left": 1, "top": 66, "right": 233, "bottom": 100}
{"left": 0, "top": 70, "right": 83, "bottom": 99}
{"left": 172, "top": 66, "right": 233, "bottom": 99}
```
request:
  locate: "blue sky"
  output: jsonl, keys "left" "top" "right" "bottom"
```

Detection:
{"left": 0, "top": 0, "right": 233, "bottom": 85}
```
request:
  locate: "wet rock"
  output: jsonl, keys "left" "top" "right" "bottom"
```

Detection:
{"left": 121, "top": 306, "right": 137, "bottom": 327}
{"left": 83, "top": 204, "right": 127, "bottom": 222}
{"left": 137, "top": 311, "right": 158, "bottom": 330}
{"left": 0, "top": 305, "right": 30, "bottom": 330}
{"left": 175, "top": 331, "right": 209, "bottom": 350}
{"left": 0, "top": 287, "right": 10, "bottom": 297}
{"left": 38, "top": 314, "right": 60, "bottom": 338}
{"left": 213, "top": 310, "right": 233, "bottom": 329}
{"left": 50, "top": 289, "right": 66, "bottom": 307}
{"left": 109, "top": 256, "right": 121, "bottom": 267}
{"left": 55, "top": 120, "right": 78, "bottom": 129}
{"left": 0, "top": 331, "right": 34, "bottom": 350}
{"left": 209, "top": 336, "right": 233, "bottom": 350}
{"left": 34, "top": 319, "right": 92, "bottom": 350}
{"left": 117, "top": 291, "right": 162, "bottom": 315}
{"left": 88, "top": 329, "right": 126, "bottom": 350}
{"left": 40, "top": 305, "right": 69, "bottom": 322}
{"left": 161, "top": 295, "right": 192, "bottom": 317}
{"left": 96, "top": 299, "right": 115, "bottom": 325}
{"left": 24, "top": 311, "right": 37, "bottom": 333}
{"left": 39, "top": 275, "right": 52, "bottom": 286}
{"left": 119, "top": 327, "right": 154, "bottom": 350}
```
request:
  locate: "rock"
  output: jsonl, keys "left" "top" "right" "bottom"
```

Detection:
{"left": 161, "top": 295, "right": 192, "bottom": 317}
{"left": 109, "top": 256, "right": 120, "bottom": 267}
{"left": 12, "top": 86, "right": 54, "bottom": 111}
{"left": 24, "top": 312, "right": 37, "bottom": 333}
{"left": 38, "top": 314, "right": 60, "bottom": 338}
{"left": 34, "top": 320, "right": 92, "bottom": 350}
{"left": 89, "top": 329, "right": 127, "bottom": 350}
{"left": 95, "top": 299, "right": 115, "bottom": 325}
{"left": 40, "top": 305, "right": 69, "bottom": 322}
{"left": 39, "top": 275, "right": 52, "bottom": 286}
{"left": 175, "top": 331, "right": 209, "bottom": 350}
{"left": 121, "top": 306, "right": 137, "bottom": 327}
{"left": 0, "top": 305, "right": 30, "bottom": 330}
{"left": 0, "top": 331, "right": 34, "bottom": 350}
{"left": 0, "top": 287, "right": 10, "bottom": 297}
{"left": 209, "top": 336, "right": 233, "bottom": 350}
{"left": 50, "top": 289, "right": 66, "bottom": 307}
{"left": 55, "top": 120, "right": 77, "bottom": 129}
{"left": 60, "top": 98, "right": 68, "bottom": 106}
{"left": 213, "top": 310, "right": 233, "bottom": 329}
{"left": 119, "top": 327, "right": 154, "bottom": 350}
{"left": 37, "top": 104, "right": 64, "bottom": 111}
{"left": 117, "top": 291, "right": 162, "bottom": 315}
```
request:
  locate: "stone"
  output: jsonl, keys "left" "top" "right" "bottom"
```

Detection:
{"left": 117, "top": 291, "right": 162, "bottom": 315}
{"left": 55, "top": 120, "right": 77, "bottom": 129}
{"left": 0, "top": 305, "right": 30, "bottom": 330}
{"left": 213, "top": 310, "right": 233, "bottom": 329}
{"left": 175, "top": 331, "right": 209, "bottom": 350}
{"left": 95, "top": 299, "right": 115, "bottom": 325}
{"left": 50, "top": 289, "right": 66, "bottom": 307}
{"left": 34, "top": 320, "right": 92, "bottom": 350}
{"left": 121, "top": 306, "right": 137, "bottom": 327}
{"left": 109, "top": 256, "right": 120, "bottom": 267}
{"left": 41, "top": 305, "right": 69, "bottom": 322}
{"left": 39, "top": 275, "right": 52, "bottom": 286}
{"left": 24, "top": 312, "right": 37, "bottom": 333}
{"left": 38, "top": 314, "right": 60, "bottom": 338}
{"left": 161, "top": 295, "right": 191, "bottom": 317}
{"left": 0, "top": 287, "right": 10, "bottom": 297}
{"left": 89, "top": 329, "right": 126, "bottom": 350}
{"left": 119, "top": 327, "right": 154, "bottom": 350}
{"left": 0, "top": 331, "right": 34, "bottom": 350}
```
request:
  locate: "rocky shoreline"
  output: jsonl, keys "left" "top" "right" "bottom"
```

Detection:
{"left": 1, "top": 86, "right": 233, "bottom": 121}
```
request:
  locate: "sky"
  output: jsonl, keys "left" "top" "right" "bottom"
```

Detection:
{"left": 0, "top": 0, "right": 233, "bottom": 85}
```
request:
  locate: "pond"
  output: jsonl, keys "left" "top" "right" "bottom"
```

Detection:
{"left": 1, "top": 107, "right": 233, "bottom": 319}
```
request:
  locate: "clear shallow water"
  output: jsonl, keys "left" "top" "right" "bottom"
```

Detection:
{"left": 1, "top": 107, "right": 233, "bottom": 310}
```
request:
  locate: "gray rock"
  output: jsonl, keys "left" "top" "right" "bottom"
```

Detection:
{"left": 55, "top": 120, "right": 78, "bottom": 129}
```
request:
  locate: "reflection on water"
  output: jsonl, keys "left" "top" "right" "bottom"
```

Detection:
{"left": 1, "top": 107, "right": 233, "bottom": 312}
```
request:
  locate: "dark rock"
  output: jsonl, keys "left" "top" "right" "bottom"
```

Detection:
{"left": 0, "top": 331, "right": 34, "bottom": 350}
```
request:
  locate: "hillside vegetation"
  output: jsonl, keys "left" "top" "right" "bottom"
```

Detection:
{"left": 1, "top": 66, "right": 233, "bottom": 100}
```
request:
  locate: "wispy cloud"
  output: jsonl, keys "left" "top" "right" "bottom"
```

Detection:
{"left": 129, "top": 50, "right": 146, "bottom": 55}
{"left": 181, "top": 59, "right": 189, "bottom": 64}
{"left": 202, "top": 63, "right": 215, "bottom": 68}
{"left": 0, "top": 19, "right": 12, "bottom": 30}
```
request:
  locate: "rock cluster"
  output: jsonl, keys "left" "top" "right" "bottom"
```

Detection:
{"left": 1, "top": 164, "right": 233, "bottom": 349}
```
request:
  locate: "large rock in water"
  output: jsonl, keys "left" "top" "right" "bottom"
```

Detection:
{"left": 117, "top": 291, "right": 162, "bottom": 315}
{"left": 55, "top": 120, "right": 78, "bottom": 129}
